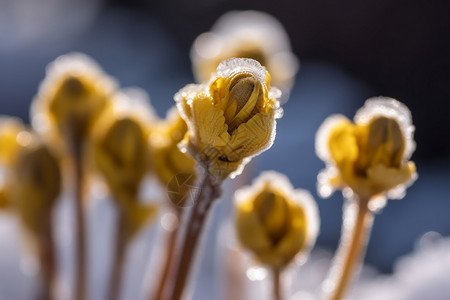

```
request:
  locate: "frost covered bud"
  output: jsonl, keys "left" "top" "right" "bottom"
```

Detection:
{"left": 316, "top": 97, "right": 417, "bottom": 201}
{"left": 175, "top": 58, "right": 282, "bottom": 180}
{"left": 235, "top": 171, "right": 319, "bottom": 269}
{"left": 94, "top": 117, "right": 148, "bottom": 200}
{"left": 31, "top": 53, "right": 116, "bottom": 147}
{"left": 92, "top": 89, "right": 158, "bottom": 237}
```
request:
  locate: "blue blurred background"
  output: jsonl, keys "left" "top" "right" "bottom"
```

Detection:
{"left": 0, "top": 0, "right": 449, "bottom": 285}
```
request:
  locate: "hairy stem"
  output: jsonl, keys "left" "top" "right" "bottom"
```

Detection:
{"left": 168, "top": 173, "right": 221, "bottom": 300}
{"left": 324, "top": 196, "right": 374, "bottom": 300}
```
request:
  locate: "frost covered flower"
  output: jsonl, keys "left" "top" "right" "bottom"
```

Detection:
{"left": 316, "top": 97, "right": 417, "bottom": 201}
{"left": 191, "top": 10, "right": 298, "bottom": 100}
{"left": 175, "top": 58, "right": 282, "bottom": 180}
{"left": 235, "top": 171, "right": 319, "bottom": 269}
{"left": 30, "top": 52, "right": 116, "bottom": 149}
{"left": 92, "top": 88, "right": 157, "bottom": 236}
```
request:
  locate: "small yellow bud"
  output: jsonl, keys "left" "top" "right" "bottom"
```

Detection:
{"left": 94, "top": 117, "right": 148, "bottom": 203}
{"left": 31, "top": 53, "right": 116, "bottom": 147}
{"left": 12, "top": 144, "right": 62, "bottom": 236}
{"left": 235, "top": 171, "right": 319, "bottom": 269}
{"left": 316, "top": 97, "right": 417, "bottom": 200}
{"left": 93, "top": 116, "right": 157, "bottom": 237}
{"left": 175, "top": 58, "right": 282, "bottom": 180}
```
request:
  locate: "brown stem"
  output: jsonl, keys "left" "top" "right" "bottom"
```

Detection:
{"left": 73, "top": 145, "right": 87, "bottom": 300}
{"left": 37, "top": 215, "right": 58, "bottom": 300}
{"left": 324, "top": 196, "right": 374, "bottom": 300}
{"left": 272, "top": 267, "right": 283, "bottom": 300}
{"left": 107, "top": 212, "right": 129, "bottom": 300}
{"left": 152, "top": 208, "right": 182, "bottom": 300}
{"left": 168, "top": 173, "right": 221, "bottom": 300}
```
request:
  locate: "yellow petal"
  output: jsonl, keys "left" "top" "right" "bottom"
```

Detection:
{"left": 253, "top": 188, "right": 290, "bottom": 244}
{"left": 328, "top": 120, "right": 358, "bottom": 167}
{"left": 225, "top": 112, "right": 274, "bottom": 161}
{"left": 366, "top": 162, "right": 415, "bottom": 195}
{"left": 236, "top": 205, "right": 273, "bottom": 253}
{"left": 208, "top": 159, "right": 243, "bottom": 181}
{"left": 191, "top": 94, "right": 230, "bottom": 148}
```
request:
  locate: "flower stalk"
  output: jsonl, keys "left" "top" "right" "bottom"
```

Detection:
{"left": 323, "top": 195, "right": 374, "bottom": 300}
{"left": 107, "top": 212, "right": 129, "bottom": 300}
{"left": 168, "top": 172, "right": 222, "bottom": 300}
{"left": 72, "top": 142, "right": 87, "bottom": 300}
{"left": 272, "top": 267, "right": 283, "bottom": 300}
{"left": 37, "top": 215, "right": 58, "bottom": 300}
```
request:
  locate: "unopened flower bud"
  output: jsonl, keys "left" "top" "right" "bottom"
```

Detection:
{"left": 94, "top": 117, "right": 148, "bottom": 201}
{"left": 31, "top": 53, "right": 116, "bottom": 147}
{"left": 316, "top": 97, "right": 417, "bottom": 200}
{"left": 235, "top": 171, "right": 319, "bottom": 269}
{"left": 12, "top": 144, "right": 62, "bottom": 235}
{"left": 175, "top": 58, "right": 282, "bottom": 180}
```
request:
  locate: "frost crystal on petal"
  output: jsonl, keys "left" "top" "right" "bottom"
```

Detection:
{"left": 216, "top": 58, "right": 267, "bottom": 86}
{"left": 315, "top": 114, "right": 349, "bottom": 162}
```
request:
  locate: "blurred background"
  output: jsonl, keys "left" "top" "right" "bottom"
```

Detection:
{"left": 0, "top": 0, "right": 449, "bottom": 299}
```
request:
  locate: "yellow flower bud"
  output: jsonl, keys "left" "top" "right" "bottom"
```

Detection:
{"left": 11, "top": 143, "right": 62, "bottom": 236}
{"left": 94, "top": 117, "right": 148, "bottom": 203}
{"left": 190, "top": 11, "right": 299, "bottom": 100}
{"left": 31, "top": 53, "right": 116, "bottom": 147}
{"left": 93, "top": 115, "right": 158, "bottom": 236}
{"left": 316, "top": 97, "right": 417, "bottom": 200}
{"left": 175, "top": 58, "right": 282, "bottom": 180}
{"left": 235, "top": 171, "right": 319, "bottom": 269}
